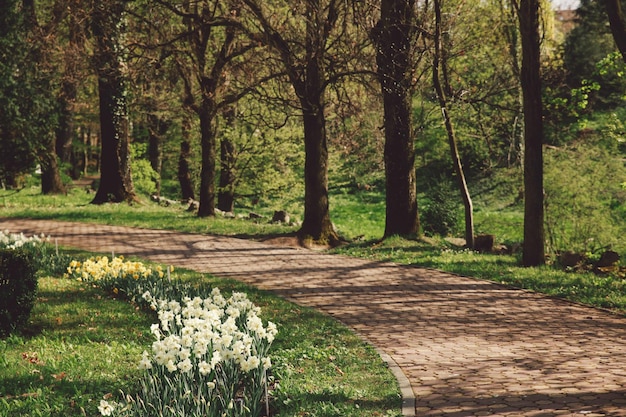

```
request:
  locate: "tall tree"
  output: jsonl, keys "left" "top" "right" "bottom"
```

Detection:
{"left": 91, "top": 0, "right": 137, "bottom": 203}
{"left": 55, "top": 0, "right": 87, "bottom": 171}
{"left": 372, "top": 0, "right": 420, "bottom": 237}
{"left": 147, "top": 110, "right": 170, "bottom": 197}
{"left": 565, "top": 0, "right": 618, "bottom": 86}
{"left": 432, "top": 0, "right": 474, "bottom": 248}
{"left": 143, "top": 0, "right": 263, "bottom": 217}
{"left": 517, "top": 0, "right": 545, "bottom": 266}
{"left": 178, "top": 113, "right": 196, "bottom": 201}
{"left": 0, "top": 0, "right": 64, "bottom": 191}
{"left": 23, "top": 0, "right": 66, "bottom": 194}
{"left": 218, "top": 106, "right": 237, "bottom": 212}
{"left": 242, "top": 0, "right": 373, "bottom": 243}
{"left": 0, "top": 0, "right": 35, "bottom": 188}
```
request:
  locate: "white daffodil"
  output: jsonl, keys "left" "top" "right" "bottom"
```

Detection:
{"left": 198, "top": 360, "right": 212, "bottom": 376}
{"left": 138, "top": 351, "right": 153, "bottom": 370}
{"left": 165, "top": 359, "right": 177, "bottom": 373}
{"left": 98, "top": 399, "right": 115, "bottom": 416}
{"left": 177, "top": 358, "right": 193, "bottom": 373}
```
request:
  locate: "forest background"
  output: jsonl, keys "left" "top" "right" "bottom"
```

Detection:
{"left": 1, "top": 0, "right": 626, "bottom": 268}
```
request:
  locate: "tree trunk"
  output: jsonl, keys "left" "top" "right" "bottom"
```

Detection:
{"left": 40, "top": 144, "right": 65, "bottom": 194}
{"left": 299, "top": 104, "right": 337, "bottom": 243}
{"left": 147, "top": 113, "right": 169, "bottom": 197}
{"left": 197, "top": 96, "right": 217, "bottom": 217}
{"left": 55, "top": 85, "right": 75, "bottom": 166}
{"left": 91, "top": 0, "right": 137, "bottom": 204}
{"left": 178, "top": 115, "right": 195, "bottom": 201}
{"left": 55, "top": 4, "right": 82, "bottom": 168}
{"left": 218, "top": 138, "right": 236, "bottom": 212}
{"left": 606, "top": 0, "right": 626, "bottom": 62}
{"left": 77, "top": 126, "right": 92, "bottom": 178}
{"left": 297, "top": 15, "right": 338, "bottom": 244}
{"left": 433, "top": 0, "right": 474, "bottom": 248}
{"left": 519, "top": 0, "right": 545, "bottom": 266}
{"left": 217, "top": 106, "right": 236, "bottom": 212}
{"left": 373, "top": 0, "right": 420, "bottom": 238}
{"left": 21, "top": 0, "right": 66, "bottom": 194}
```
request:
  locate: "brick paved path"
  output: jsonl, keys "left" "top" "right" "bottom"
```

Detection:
{"left": 2, "top": 218, "right": 626, "bottom": 417}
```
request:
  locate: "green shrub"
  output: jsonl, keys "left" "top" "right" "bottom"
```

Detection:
{"left": 420, "top": 180, "right": 461, "bottom": 237}
{"left": 544, "top": 141, "right": 626, "bottom": 255}
{"left": 131, "top": 158, "right": 159, "bottom": 196}
{"left": 0, "top": 248, "right": 38, "bottom": 337}
{"left": 129, "top": 143, "right": 159, "bottom": 196}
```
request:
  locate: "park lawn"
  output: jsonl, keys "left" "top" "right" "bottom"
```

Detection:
{"left": 2, "top": 185, "right": 625, "bottom": 314}
{"left": 0, "top": 263, "right": 402, "bottom": 417}
{"left": 333, "top": 235, "right": 626, "bottom": 315}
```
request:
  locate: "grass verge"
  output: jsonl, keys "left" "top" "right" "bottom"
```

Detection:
{"left": 333, "top": 236, "right": 626, "bottom": 314}
{"left": 1, "top": 185, "right": 625, "bottom": 314}
{"left": 0, "top": 256, "right": 401, "bottom": 417}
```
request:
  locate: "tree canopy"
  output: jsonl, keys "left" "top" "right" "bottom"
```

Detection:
{"left": 1, "top": 0, "right": 624, "bottom": 261}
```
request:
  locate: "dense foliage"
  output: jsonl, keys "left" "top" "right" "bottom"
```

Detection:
{"left": 0, "top": 248, "right": 38, "bottom": 337}
{"left": 0, "top": 0, "right": 625, "bottom": 257}
{"left": 0, "top": 0, "right": 57, "bottom": 188}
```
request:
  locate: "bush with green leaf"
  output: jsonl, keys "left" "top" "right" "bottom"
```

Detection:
{"left": 544, "top": 140, "right": 626, "bottom": 256}
{"left": 0, "top": 248, "right": 38, "bottom": 337}
{"left": 132, "top": 158, "right": 159, "bottom": 197}
{"left": 420, "top": 179, "right": 461, "bottom": 237}
{"left": 129, "top": 143, "right": 159, "bottom": 196}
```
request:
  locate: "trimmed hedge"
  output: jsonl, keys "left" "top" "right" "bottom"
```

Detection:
{"left": 0, "top": 248, "right": 38, "bottom": 337}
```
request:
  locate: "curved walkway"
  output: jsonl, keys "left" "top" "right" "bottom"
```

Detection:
{"left": 3, "top": 218, "right": 626, "bottom": 417}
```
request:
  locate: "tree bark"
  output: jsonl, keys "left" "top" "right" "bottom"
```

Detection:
{"left": 296, "top": 0, "right": 338, "bottom": 244}
{"left": 91, "top": 0, "right": 137, "bottom": 204}
{"left": 71, "top": 126, "right": 87, "bottom": 179}
{"left": 606, "top": 0, "right": 626, "bottom": 62}
{"left": 217, "top": 106, "right": 236, "bottom": 212}
{"left": 178, "top": 115, "right": 195, "bottom": 201}
{"left": 55, "top": 82, "right": 76, "bottom": 166}
{"left": 147, "top": 112, "right": 169, "bottom": 197}
{"left": 518, "top": 0, "right": 545, "bottom": 266}
{"left": 55, "top": 1, "right": 83, "bottom": 168}
{"left": 218, "top": 137, "right": 236, "bottom": 212}
{"left": 299, "top": 101, "right": 336, "bottom": 242}
{"left": 373, "top": 0, "right": 420, "bottom": 238}
{"left": 40, "top": 143, "right": 65, "bottom": 194}
{"left": 197, "top": 95, "right": 218, "bottom": 217}
{"left": 433, "top": 0, "right": 474, "bottom": 247}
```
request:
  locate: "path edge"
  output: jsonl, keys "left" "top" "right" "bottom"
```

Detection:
{"left": 281, "top": 292, "right": 417, "bottom": 417}
{"left": 375, "top": 347, "right": 416, "bottom": 417}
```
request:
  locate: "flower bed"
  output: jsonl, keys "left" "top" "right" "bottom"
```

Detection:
{"left": 66, "top": 256, "right": 277, "bottom": 417}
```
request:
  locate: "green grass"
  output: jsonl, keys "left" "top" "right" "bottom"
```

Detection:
{"left": 1, "top": 180, "right": 626, "bottom": 415}
{"left": 330, "top": 191, "right": 385, "bottom": 240}
{"left": 0, "top": 186, "right": 298, "bottom": 238}
{"left": 2, "top": 185, "right": 625, "bottom": 316}
{"left": 333, "top": 235, "right": 626, "bottom": 314}
{"left": 0, "top": 257, "right": 401, "bottom": 417}
{"left": 473, "top": 210, "right": 524, "bottom": 244}
{"left": 0, "top": 277, "right": 154, "bottom": 416}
